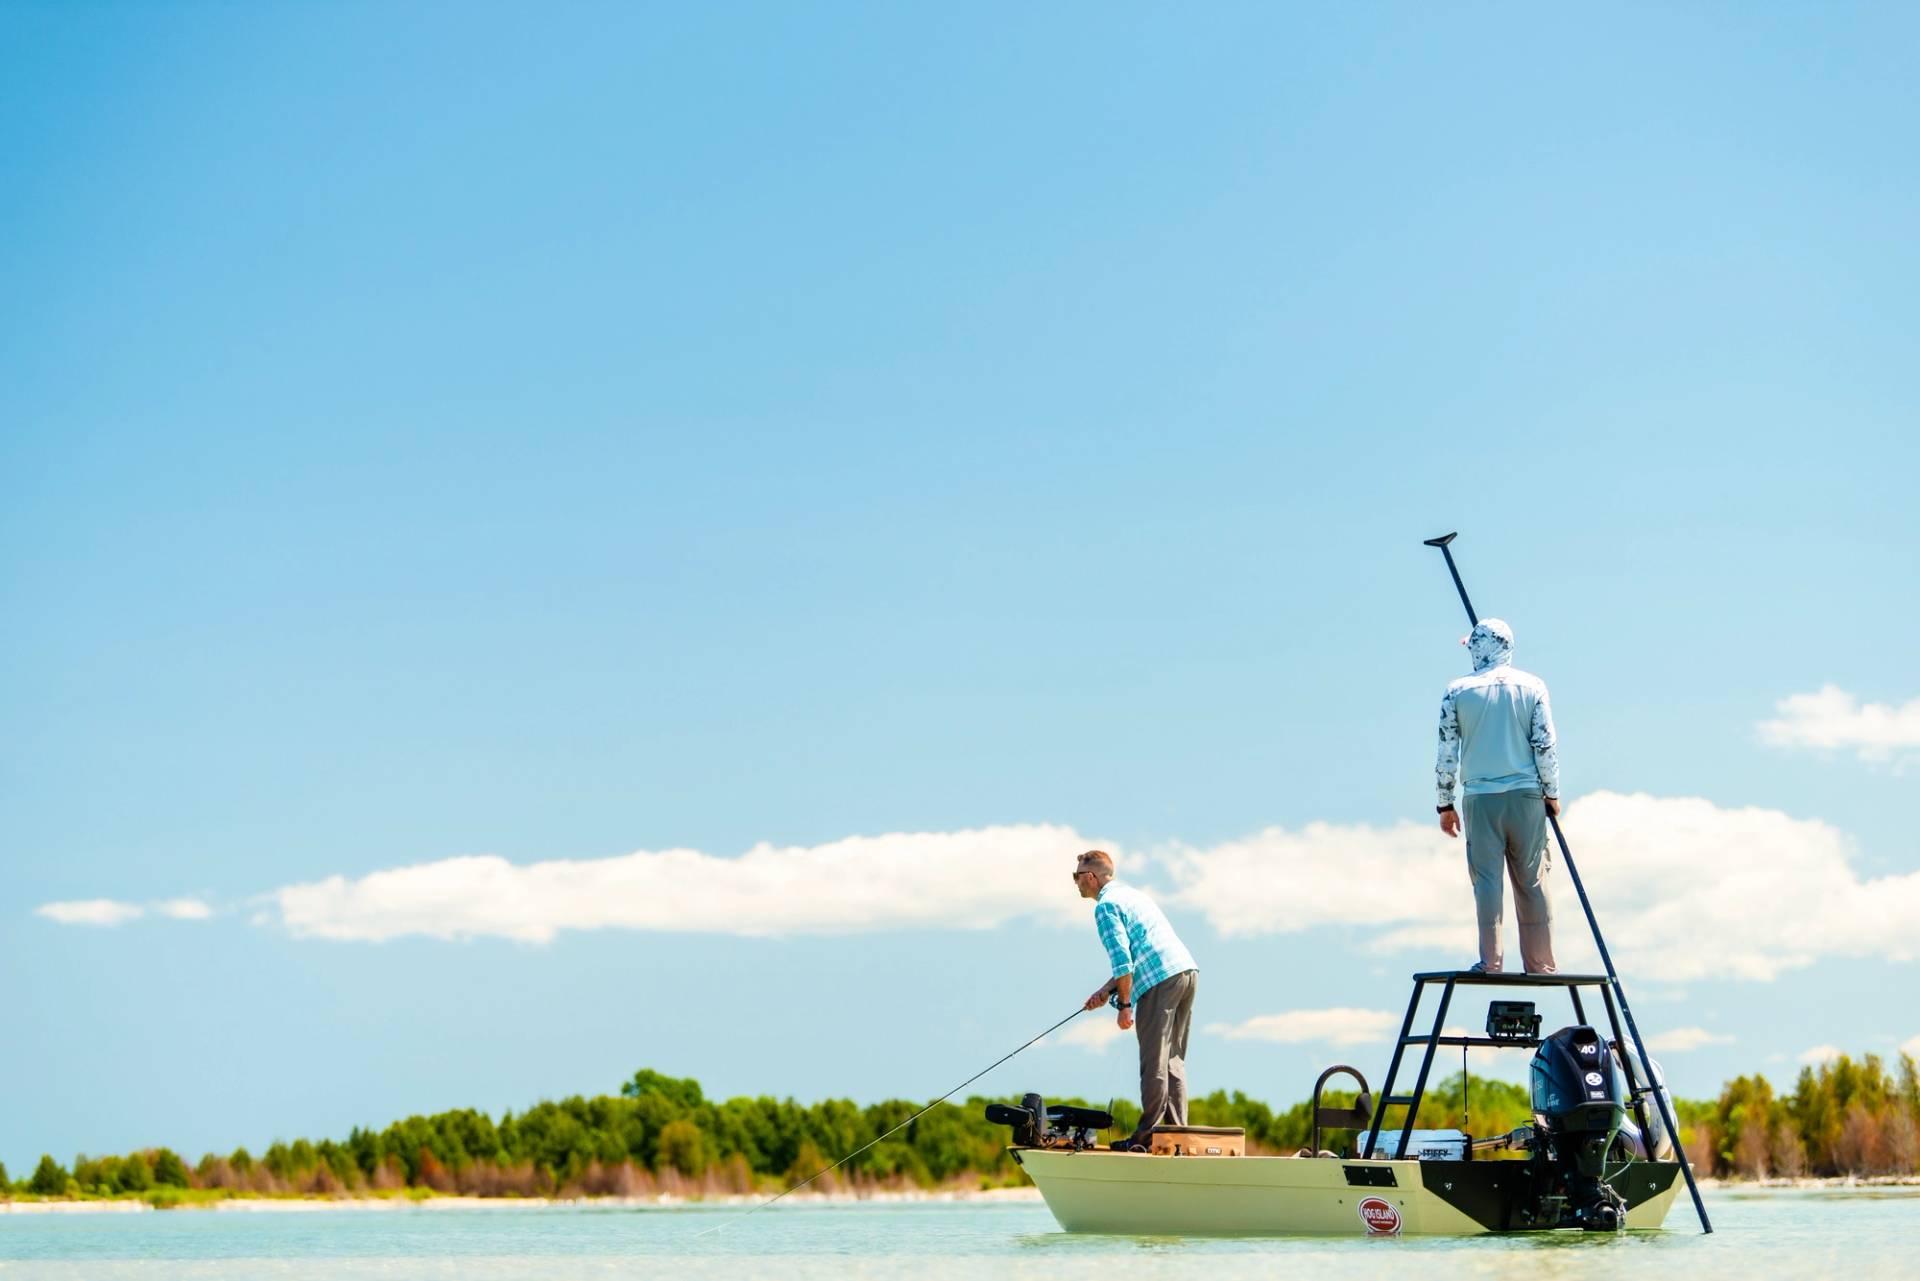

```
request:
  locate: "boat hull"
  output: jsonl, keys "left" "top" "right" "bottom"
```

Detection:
{"left": 1012, "top": 1149, "right": 1684, "bottom": 1236}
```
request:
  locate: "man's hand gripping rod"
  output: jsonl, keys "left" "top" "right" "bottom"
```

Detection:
{"left": 1423, "top": 532, "right": 1713, "bottom": 1235}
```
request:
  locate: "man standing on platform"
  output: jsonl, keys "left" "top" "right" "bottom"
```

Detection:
{"left": 1073, "top": 849, "right": 1199, "bottom": 1150}
{"left": 1435, "top": 618, "right": 1560, "bottom": 974}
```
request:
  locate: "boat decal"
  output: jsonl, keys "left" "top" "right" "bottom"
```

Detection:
{"left": 1357, "top": 1196, "right": 1402, "bottom": 1236}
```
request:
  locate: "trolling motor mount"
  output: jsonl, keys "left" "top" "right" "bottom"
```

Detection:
{"left": 983, "top": 1093, "right": 1114, "bottom": 1150}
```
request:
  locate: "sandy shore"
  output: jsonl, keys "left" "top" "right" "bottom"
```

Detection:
{"left": 0, "top": 1186, "right": 1046, "bottom": 1214}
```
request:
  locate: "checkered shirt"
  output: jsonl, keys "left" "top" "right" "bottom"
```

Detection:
{"left": 1093, "top": 880, "right": 1197, "bottom": 1001}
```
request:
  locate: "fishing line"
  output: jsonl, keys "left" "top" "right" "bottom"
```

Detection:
{"left": 693, "top": 1005, "right": 1087, "bottom": 1237}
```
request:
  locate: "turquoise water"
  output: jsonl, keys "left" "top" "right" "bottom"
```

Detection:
{"left": 2, "top": 1188, "right": 1916, "bottom": 1279}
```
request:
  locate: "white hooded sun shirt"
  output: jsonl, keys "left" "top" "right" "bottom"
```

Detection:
{"left": 1435, "top": 618, "right": 1560, "bottom": 809}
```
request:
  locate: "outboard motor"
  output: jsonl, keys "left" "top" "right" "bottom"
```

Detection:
{"left": 1529, "top": 1025, "right": 1628, "bottom": 1231}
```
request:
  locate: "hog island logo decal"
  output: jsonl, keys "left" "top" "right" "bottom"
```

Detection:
{"left": 1357, "top": 1196, "right": 1402, "bottom": 1235}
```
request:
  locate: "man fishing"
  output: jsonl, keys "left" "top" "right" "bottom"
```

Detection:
{"left": 1436, "top": 617, "right": 1560, "bottom": 974}
{"left": 1073, "top": 849, "right": 1199, "bottom": 1150}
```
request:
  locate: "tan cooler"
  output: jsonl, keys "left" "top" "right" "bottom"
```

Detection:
{"left": 1148, "top": 1125, "right": 1245, "bottom": 1157}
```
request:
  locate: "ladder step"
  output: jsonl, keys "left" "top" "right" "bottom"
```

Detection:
{"left": 1382, "top": 1096, "right": 1418, "bottom": 1107}
{"left": 1399, "top": 1035, "right": 1433, "bottom": 1045}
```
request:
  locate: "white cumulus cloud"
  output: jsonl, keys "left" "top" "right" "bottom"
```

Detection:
{"left": 1052, "top": 1018, "right": 1130, "bottom": 1053}
{"left": 1643, "top": 1026, "right": 1733, "bottom": 1053}
{"left": 1166, "top": 791, "right": 1920, "bottom": 983}
{"left": 273, "top": 824, "right": 1093, "bottom": 943}
{"left": 50, "top": 793, "right": 1920, "bottom": 991}
{"left": 1205, "top": 1007, "right": 1400, "bottom": 1046}
{"left": 1758, "top": 686, "right": 1920, "bottom": 764}
{"left": 35, "top": 899, "right": 144, "bottom": 927}
{"left": 1901, "top": 1035, "right": 1920, "bottom": 1061}
{"left": 1799, "top": 1044, "right": 1843, "bottom": 1065}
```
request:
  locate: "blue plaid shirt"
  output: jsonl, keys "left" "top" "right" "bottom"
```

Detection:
{"left": 1093, "top": 881, "right": 1197, "bottom": 1002}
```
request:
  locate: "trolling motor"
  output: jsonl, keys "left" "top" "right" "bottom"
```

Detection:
{"left": 1529, "top": 1026, "right": 1629, "bottom": 1231}
{"left": 983, "top": 1093, "right": 1114, "bottom": 1150}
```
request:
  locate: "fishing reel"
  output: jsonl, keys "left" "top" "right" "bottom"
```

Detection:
{"left": 983, "top": 1093, "right": 1114, "bottom": 1150}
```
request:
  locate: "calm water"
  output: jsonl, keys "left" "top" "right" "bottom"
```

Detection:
{"left": 3, "top": 1188, "right": 1917, "bottom": 1280}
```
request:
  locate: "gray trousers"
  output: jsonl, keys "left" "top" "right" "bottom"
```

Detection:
{"left": 1464, "top": 790, "right": 1556, "bottom": 973}
{"left": 1129, "top": 969, "right": 1197, "bottom": 1144}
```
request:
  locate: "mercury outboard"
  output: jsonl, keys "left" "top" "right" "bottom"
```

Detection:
{"left": 1529, "top": 1025, "right": 1629, "bottom": 1231}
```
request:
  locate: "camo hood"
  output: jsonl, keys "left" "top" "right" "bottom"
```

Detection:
{"left": 1467, "top": 618, "right": 1514, "bottom": 672}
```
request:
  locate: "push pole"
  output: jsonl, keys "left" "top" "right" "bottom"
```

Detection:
{"left": 1422, "top": 532, "right": 1479, "bottom": 625}
{"left": 1422, "top": 532, "right": 1713, "bottom": 1235}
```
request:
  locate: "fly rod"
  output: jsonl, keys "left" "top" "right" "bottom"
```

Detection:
{"left": 694, "top": 1005, "right": 1086, "bottom": 1236}
{"left": 1423, "top": 531, "right": 1713, "bottom": 1235}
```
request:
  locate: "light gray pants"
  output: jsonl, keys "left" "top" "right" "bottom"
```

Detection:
{"left": 1130, "top": 969, "right": 1197, "bottom": 1145}
{"left": 1464, "top": 790, "right": 1555, "bottom": 973}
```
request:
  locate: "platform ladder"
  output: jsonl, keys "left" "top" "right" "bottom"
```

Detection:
{"left": 1360, "top": 970, "right": 1663, "bottom": 1163}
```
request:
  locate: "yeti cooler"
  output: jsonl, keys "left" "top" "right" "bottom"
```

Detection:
{"left": 1148, "top": 1125, "right": 1245, "bottom": 1156}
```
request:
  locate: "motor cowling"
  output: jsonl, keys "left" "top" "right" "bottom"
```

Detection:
{"left": 1529, "top": 1025, "right": 1628, "bottom": 1231}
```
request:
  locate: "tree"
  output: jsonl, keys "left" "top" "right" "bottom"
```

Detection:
{"left": 1770, "top": 1124, "right": 1806, "bottom": 1178}
{"left": 115, "top": 1152, "right": 154, "bottom": 1193}
{"left": 1883, "top": 1106, "right": 1918, "bottom": 1175}
{"left": 1734, "top": 1118, "right": 1769, "bottom": 1180}
{"left": 151, "top": 1149, "right": 190, "bottom": 1189}
{"left": 623, "top": 1070, "right": 705, "bottom": 1112}
{"left": 1714, "top": 1074, "right": 1774, "bottom": 1176}
{"left": 0, "top": 1159, "right": 9, "bottom": 1191}
{"left": 28, "top": 1155, "right": 69, "bottom": 1196}
{"left": 656, "top": 1120, "right": 709, "bottom": 1178}
{"left": 1833, "top": 1102, "right": 1883, "bottom": 1174}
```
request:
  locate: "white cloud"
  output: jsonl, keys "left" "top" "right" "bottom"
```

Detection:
{"left": 1166, "top": 791, "right": 1920, "bottom": 983}
{"left": 1205, "top": 1008, "right": 1400, "bottom": 1046}
{"left": 56, "top": 793, "right": 1918, "bottom": 989}
{"left": 36, "top": 897, "right": 215, "bottom": 926}
{"left": 1053, "top": 1018, "right": 1129, "bottom": 1053}
{"left": 1163, "top": 820, "right": 1459, "bottom": 940}
{"left": 1799, "top": 1044, "right": 1843, "bottom": 1065}
{"left": 35, "top": 899, "right": 144, "bottom": 927}
{"left": 1759, "top": 686, "right": 1920, "bottom": 764}
{"left": 1900, "top": 1035, "right": 1920, "bottom": 1062}
{"left": 1644, "top": 1027, "right": 1733, "bottom": 1053}
{"left": 273, "top": 824, "right": 1093, "bottom": 943}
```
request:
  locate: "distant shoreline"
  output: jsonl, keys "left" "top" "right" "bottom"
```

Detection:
{"left": 0, "top": 1186, "right": 1046, "bottom": 1214}
{"left": 7, "top": 1178, "right": 1920, "bottom": 1213}
{"left": 1695, "top": 1175, "right": 1920, "bottom": 1191}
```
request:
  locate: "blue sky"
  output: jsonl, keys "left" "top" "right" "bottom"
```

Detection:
{"left": 5, "top": 2, "right": 1918, "bottom": 1172}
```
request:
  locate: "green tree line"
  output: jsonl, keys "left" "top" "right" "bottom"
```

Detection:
{"left": 5, "top": 1052, "right": 1916, "bottom": 1202}
{"left": 1686, "top": 1051, "right": 1920, "bottom": 1179}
